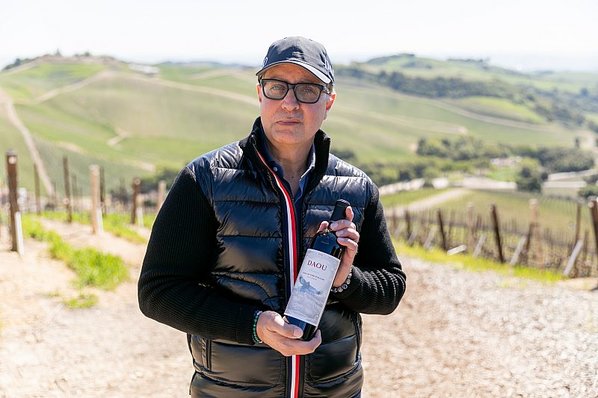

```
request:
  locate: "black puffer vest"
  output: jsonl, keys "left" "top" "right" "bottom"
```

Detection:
{"left": 188, "top": 119, "right": 373, "bottom": 398}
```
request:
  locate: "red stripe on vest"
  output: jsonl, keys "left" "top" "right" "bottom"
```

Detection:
{"left": 256, "top": 151, "right": 301, "bottom": 398}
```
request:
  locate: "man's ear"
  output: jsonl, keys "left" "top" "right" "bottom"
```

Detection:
{"left": 256, "top": 83, "right": 263, "bottom": 103}
{"left": 325, "top": 92, "right": 336, "bottom": 111}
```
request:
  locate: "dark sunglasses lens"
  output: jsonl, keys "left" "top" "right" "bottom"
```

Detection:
{"left": 262, "top": 80, "right": 288, "bottom": 100}
{"left": 294, "top": 84, "right": 322, "bottom": 103}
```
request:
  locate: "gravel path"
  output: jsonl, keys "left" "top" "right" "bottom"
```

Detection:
{"left": 362, "top": 256, "right": 597, "bottom": 397}
{"left": 0, "top": 222, "right": 596, "bottom": 397}
{"left": 0, "top": 223, "right": 190, "bottom": 398}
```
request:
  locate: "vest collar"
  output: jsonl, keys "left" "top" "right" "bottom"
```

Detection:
{"left": 240, "top": 117, "right": 331, "bottom": 179}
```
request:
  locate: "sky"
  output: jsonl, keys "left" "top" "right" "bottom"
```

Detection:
{"left": 1, "top": 0, "right": 598, "bottom": 71}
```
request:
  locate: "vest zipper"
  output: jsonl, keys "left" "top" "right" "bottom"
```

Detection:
{"left": 352, "top": 312, "right": 362, "bottom": 363}
{"left": 255, "top": 150, "right": 303, "bottom": 398}
{"left": 205, "top": 339, "right": 212, "bottom": 370}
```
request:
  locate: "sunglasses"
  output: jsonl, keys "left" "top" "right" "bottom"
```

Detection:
{"left": 260, "top": 78, "right": 330, "bottom": 104}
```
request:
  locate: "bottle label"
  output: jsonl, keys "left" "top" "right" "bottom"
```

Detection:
{"left": 284, "top": 249, "right": 341, "bottom": 326}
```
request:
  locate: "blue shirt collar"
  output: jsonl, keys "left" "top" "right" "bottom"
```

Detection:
{"left": 257, "top": 130, "right": 315, "bottom": 201}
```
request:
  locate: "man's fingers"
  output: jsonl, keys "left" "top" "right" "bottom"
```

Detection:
{"left": 337, "top": 236, "right": 359, "bottom": 251}
{"left": 330, "top": 220, "right": 356, "bottom": 232}
{"left": 276, "top": 330, "right": 322, "bottom": 357}
{"left": 264, "top": 312, "right": 302, "bottom": 338}
{"left": 310, "top": 329, "right": 322, "bottom": 348}
{"left": 258, "top": 313, "right": 323, "bottom": 356}
{"left": 316, "top": 221, "right": 329, "bottom": 234}
{"left": 329, "top": 206, "right": 355, "bottom": 232}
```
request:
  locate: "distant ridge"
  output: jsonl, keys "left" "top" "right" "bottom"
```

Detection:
{"left": 0, "top": 52, "right": 595, "bottom": 195}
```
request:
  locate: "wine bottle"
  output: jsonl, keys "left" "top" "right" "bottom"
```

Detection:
{"left": 284, "top": 199, "right": 350, "bottom": 341}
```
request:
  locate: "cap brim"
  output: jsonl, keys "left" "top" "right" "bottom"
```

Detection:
{"left": 256, "top": 60, "right": 331, "bottom": 84}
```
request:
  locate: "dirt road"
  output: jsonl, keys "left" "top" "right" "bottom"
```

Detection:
{"left": 0, "top": 222, "right": 596, "bottom": 397}
{"left": 0, "top": 89, "right": 54, "bottom": 196}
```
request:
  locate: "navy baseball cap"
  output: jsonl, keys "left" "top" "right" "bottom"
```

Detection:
{"left": 256, "top": 36, "right": 335, "bottom": 85}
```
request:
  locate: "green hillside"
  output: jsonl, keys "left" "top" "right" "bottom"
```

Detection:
{"left": 0, "top": 61, "right": 107, "bottom": 102}
{"left": 353, "top": 54, "right": 598, "bottom": 94}
{"left": 340, "top": 54, "right": 598, "bottom": 132}
{"left": 0, "top": 54, "right": 595, "bottom": 197}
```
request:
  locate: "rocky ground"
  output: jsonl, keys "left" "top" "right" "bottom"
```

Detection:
{"left": 361, "top": 258, "right": 598, "bottom": 397}
{"left": 0, "top": 221, "right": 596, "bottom": 397}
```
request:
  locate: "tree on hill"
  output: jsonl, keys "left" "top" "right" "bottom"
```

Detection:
{"left": 578, "top": 185, "right": 598, "bottom": 199}
{"left": 514, "top": 147, "right": 595, "bottom": 173}
{"left": 416, "top": 136, "right": 509, "bottom": 161}
{"left": 515, "top": 158, "right": 545, "bottom": 193}
{"left": 2, "top": 57, "right": 35, "bottom": 71}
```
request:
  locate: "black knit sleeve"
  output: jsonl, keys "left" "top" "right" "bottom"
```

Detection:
{"left": 138, "top": 166, "right": 258, "bottom": 344}
{"left": 331, "top": 185, "right": 406, "bottom": 314}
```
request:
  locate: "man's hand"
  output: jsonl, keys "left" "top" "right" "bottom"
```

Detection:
{"left": 255, "top": 311, "right": 321, "bottom": 356}
{"left": 317, "top": 205, "right": 359, "bottom": 288}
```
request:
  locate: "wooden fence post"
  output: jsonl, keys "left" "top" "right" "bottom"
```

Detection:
{"left": 156, "top": 180, "right": 166, "bottom": 213}
{"left": 589, "top": 198, "right": 598, "bottom": 259}
{"left": 63, "top": 156, "right": 73, "bottom": 223}
{"left": 572, "top": 200, "right": 582, "bottom": 254}
{"left": 447, "top": 210, "right": 455, "bottom": 249}
{"left": 89, "top": 165, "right": 103, "bottom": 234}
{"left": 564, "top": 240, "right": 583, "bottom": 277}
{"left": 391, "top": 210, "right": 403, "bottom": 238}
{"left": 34, "top": 164, "right": 41, "bottom": 215}
{"left": 437, "top": 209, "right": 448, "bottom": 251}
{"left": 6, "top": 151, "right": 24, "bottom": 255}
{"left": 100, "top": 166, "right": 106, "bottom": 215}
{"left": 473, "top": 233, "right": 486, "bottom": 258}
{"left": 71, "top": 174, "right": 79, "bottom": 213}
{"left": 466, "top": 203, "right": 475, "bottom": 252}
{"left": 491, "top": 204, "right": 505, "bottom": 263}
{"left": 404, "top": 209, "right": 412, "bottom": 241}
{"left": 510, "top": 236, "right": 527, "bottom": 265}
{"left": 531, "top": 199, "right": 543, "bottom": 265}
{"left": 581, "top": 230, "right": 589, "bottom": 267}
{"left": 522, "top": 199, "right": 539, "bottom": 266}
{"left": 423, "top": 225, "right": 437, "bottom": 250}
{"left": 407, "top": 224, "right": 419, "bottom": 246}
{"left": 523, "top": 223, "right": 533, "bottom": 266}
{"left": 131, "top": 178, "right": 143, "bottom": 226}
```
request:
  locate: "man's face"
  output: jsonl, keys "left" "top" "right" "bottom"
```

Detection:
{"left": 257, "top": 63, "right": 336, "bottom": 153}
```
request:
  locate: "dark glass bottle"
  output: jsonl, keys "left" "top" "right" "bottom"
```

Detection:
{"left": 284, "top": 199, "right": 350, "bottom": 340}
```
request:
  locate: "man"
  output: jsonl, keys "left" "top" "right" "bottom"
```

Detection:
{"left": 138, "top": 36, "right": 406, "bottom": 398}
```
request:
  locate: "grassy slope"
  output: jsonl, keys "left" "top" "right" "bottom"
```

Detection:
{"left": 438, "top": 190, "right": 592, "bottom": 239}
{"left": 8, "top": 70, "right": 259, "bottom": 193}
{"left": 329, "top": 78, "right": 575, "bottom": 156}
{"left": 449, "top": 96, "right": 545, "bottom": 124}
{"left": 0, "top": 58, "right": 590, "bottom": 193}
{"left": 380, "top": 188, "right": 449, "bottom": 209}
{"left": 0, "top": 62, "right": 106, "bottom": 102}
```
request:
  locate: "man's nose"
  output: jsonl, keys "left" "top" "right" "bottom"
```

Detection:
{"left": 281, "top": 88, "right": 300, "bottom": 110}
